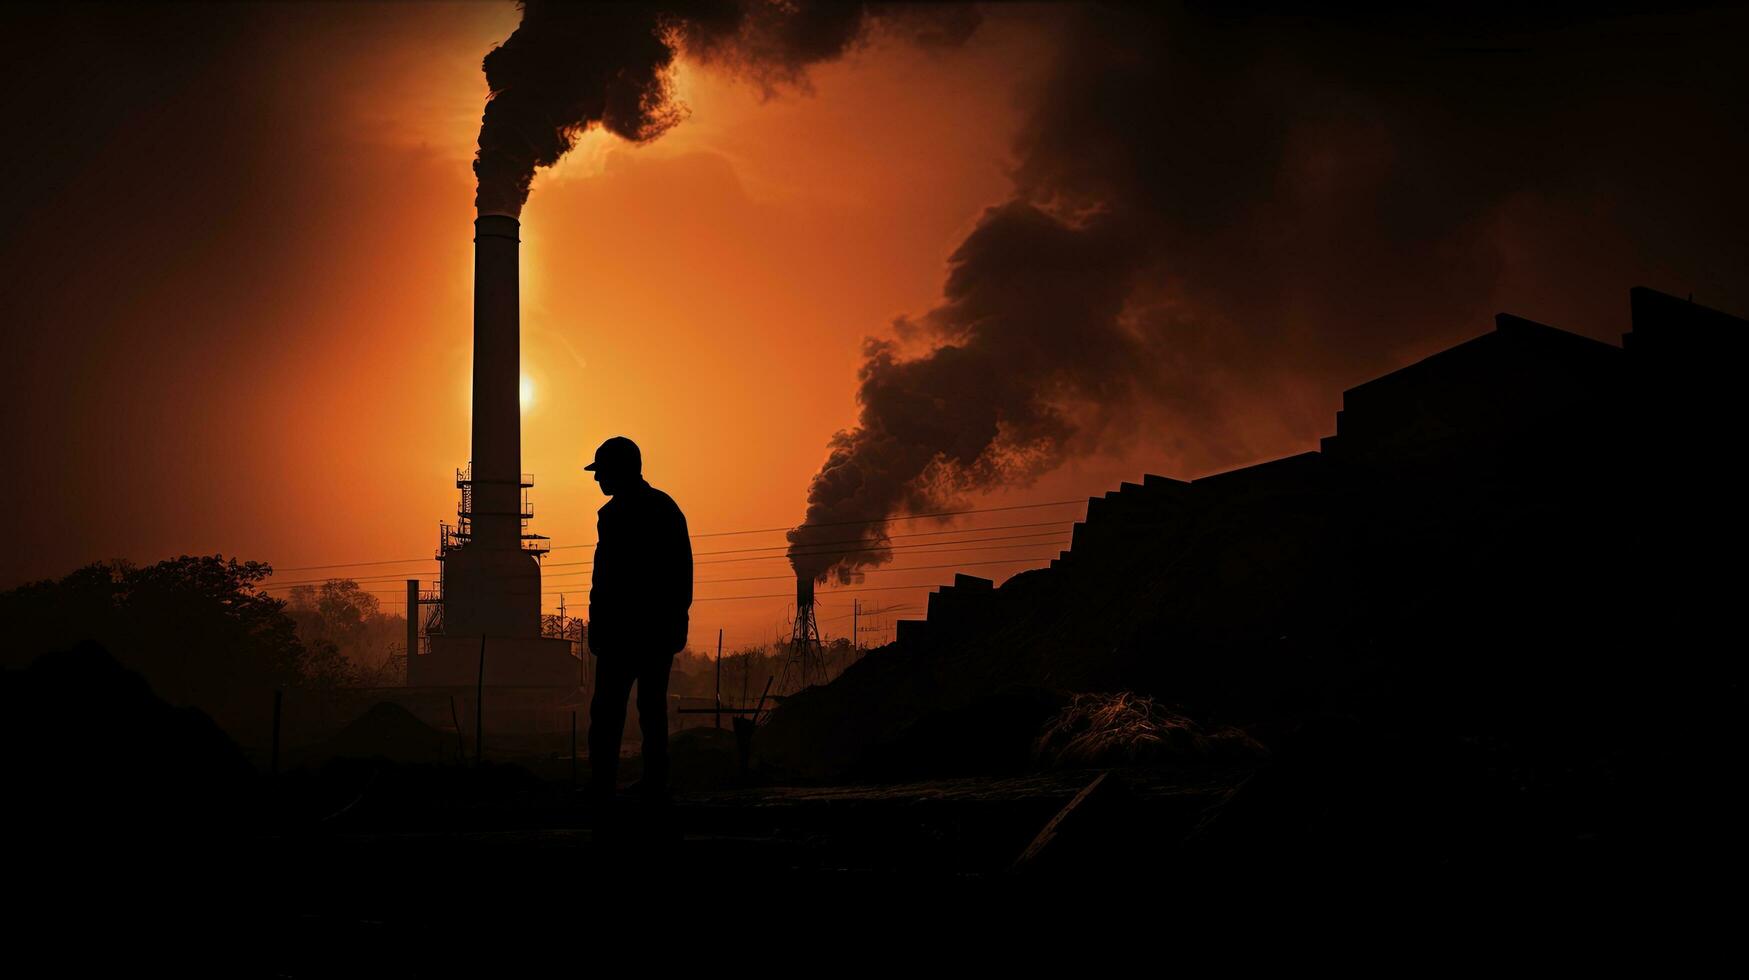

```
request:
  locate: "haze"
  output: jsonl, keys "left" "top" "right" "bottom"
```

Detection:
{"left": 3, "top": 2, "right": 1742, "bottom": 651}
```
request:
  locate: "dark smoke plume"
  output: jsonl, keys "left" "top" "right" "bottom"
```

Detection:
{"left": 787, "top": 203, "right": 1145, "bottom": 584}
{"left": 790, "top": 2, "right": 1749, "bottom": 584}
{"left": 475, "top": 1, "right": 979, "bottom": 216}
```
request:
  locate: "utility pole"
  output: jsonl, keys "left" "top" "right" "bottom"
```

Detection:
{"left": 853, "top": 599, "right": 860, "bottom": 653}
{"left": 475, "top": 634, "right": 486, "bottom": 767}
{"left": 405, "top": 579, "right": 419, "bottom": 685}
{"left": 270, "top": 689, "right": 282, "bottom": 777}
{"left": 715, "top": 628, "right": 723, "bottom": 730}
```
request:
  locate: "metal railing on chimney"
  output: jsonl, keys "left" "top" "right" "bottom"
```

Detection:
{"left": 455, "top": 463, "right": 534, "bottom": 488}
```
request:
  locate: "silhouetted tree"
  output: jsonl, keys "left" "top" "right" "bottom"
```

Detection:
{"left": 284, "top": 579, "right": 405, "bottom": 684}
{"left": 667, "top": 641, "right": 857, "bottom": 704}
{"left": 539, "top": 612, "right": 585, "bottom": 650}
{"left": 0, "top": 554, "right": 354, "bottom": 733}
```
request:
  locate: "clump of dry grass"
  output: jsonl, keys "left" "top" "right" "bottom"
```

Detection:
{"left": 1033, "top": 692, "right": 1267, "bottom": 769}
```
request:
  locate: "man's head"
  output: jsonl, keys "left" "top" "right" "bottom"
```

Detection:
{"left": 584, "top": 436, "right": 642, "bottom": 496}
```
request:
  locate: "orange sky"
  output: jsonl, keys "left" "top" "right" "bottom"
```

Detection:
{"left": 3, "top": 3, "right": 1118, "bottom": 650}
{"left": 5, "top": 2, "right": 1743, "bottom": 653}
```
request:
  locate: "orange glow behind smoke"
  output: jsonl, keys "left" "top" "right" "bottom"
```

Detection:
{"left": 4, "top": 3, "right": 1117, "bottom": 651}
{"left": 10, "top": 3, "right": 1668, "bottom": 652}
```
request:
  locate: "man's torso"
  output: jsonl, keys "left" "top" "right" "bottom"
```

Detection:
{"left": 589, "top": 481, "right": 691, "bottom": 657}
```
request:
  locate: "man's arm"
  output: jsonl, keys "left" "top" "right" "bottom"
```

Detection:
{"left": 587, "top": 510, "right": 610, "bottom": 655}
{"left": 674, "top": 506, "right": 693, "bottom": 613}
{"left": 663, "top": 504, "right": 691, "bottom": 655}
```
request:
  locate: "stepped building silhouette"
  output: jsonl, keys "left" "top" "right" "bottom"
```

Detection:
{"left": 764, "top": 287, "right": 1748, "bottom": 784}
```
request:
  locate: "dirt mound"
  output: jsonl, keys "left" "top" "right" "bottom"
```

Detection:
{"left": 317, "top": 701, "right": 452, "bottom": 765}
{"left": 4, "top": 640, "right": 254, "bottom": 837}
{"left": 1033, "top": 692, "right": 1267, "bottom": 770}
{"left": 669, "top": 726, "right": 741, "bottom": 790}
{"left": 847, "top": 686, "right": 1065, "bottom": 782}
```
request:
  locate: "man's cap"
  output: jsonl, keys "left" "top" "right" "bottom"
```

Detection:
{"left": 584, "top": 436, "right": 642, "bottom": 473}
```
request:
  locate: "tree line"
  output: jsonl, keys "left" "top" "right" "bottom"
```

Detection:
{"left": 0, "top": 555, "right": 403, "bottom": 741}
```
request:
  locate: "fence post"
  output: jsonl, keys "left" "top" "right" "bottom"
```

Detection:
{"left": 475, "top": 635, "right": 486, "bottom": 766}
{"left": 270, "top": 688, "right": 283, "bottom": 777}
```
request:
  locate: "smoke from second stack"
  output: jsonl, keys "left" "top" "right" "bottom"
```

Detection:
{"left": 786, "top": 3, "right": 1742, "bottom": 586}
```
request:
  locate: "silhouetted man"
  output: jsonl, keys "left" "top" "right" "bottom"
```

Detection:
{"left": 585, "top": 436, "right": 692, "bottom": 816}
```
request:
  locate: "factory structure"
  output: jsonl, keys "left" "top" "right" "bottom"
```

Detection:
{"left": 783, "top": 577, "right": 825, "bottom": 693}
{"left": 390, "top": 208, "right": 834, "bottom": 732}
{"left": 403, "top": 213, "right": 579, "bottom": 726}
{"left": 757, "top": 286, "right": 1749, "bottom": 777}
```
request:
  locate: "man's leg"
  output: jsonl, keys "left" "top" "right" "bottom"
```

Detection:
{"left": 634, "top": 652, "right": 676, "bottom": 801}
{"left": 587, "top": 655, "right": 636, "bottom": 803}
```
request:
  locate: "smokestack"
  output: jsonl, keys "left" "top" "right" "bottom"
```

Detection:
{"left": 432, "top": 214, "right": 543, "bottom": 645}
{"left": 471, "top": 213, "right": 522, "bottom": 551}
{"left": 788, "top": 573, "right": 822, "bottom": 690}
{"left": 436, "top": 215, "right": 542, "bottom": 642}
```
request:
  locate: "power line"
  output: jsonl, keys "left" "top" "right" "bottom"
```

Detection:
{"left": 686, "top": 518, "right": 1077, "bottom": 558}
{"left": 258, "top": 589, "right": 408, "bottom": 598}
{"left": 710, "top": 553, "right": 1061, "bottom": 585}
{"left": 690, "top": 581, "right": 1019, "bottom": 603}
{"left": 536, "top": 540, "right": 1069, "bottom": 585}
{"left": 535, "top": 554, "right": 1059, "bottom": 600}
{"left": 540, "top": 499, "right": 1086, "bottom": 551}
{"left": 262, "top": 539, "right": 1071, "bottom": 597}
{"left": 260, "top": 575, "right": 437, "bottom": 590}
{"left": 260, "top": 529, "right": 1072, "bottom": 590}
{"left": 264, "top": 539, "right": 1072, "bottom": 597}
{"left": 536, "top": 531, "right": 1073, "bottom": 578}
{"left": 474, "top": 547, "right": 1060, "bottom": 603}
{"left": 263, "top": 497, "right": 1087, "bottom": 573}
{"left": 695, "top": 497, "right": 1085, "bottom": 538}
{"left": 625, "top": 552, "right": 1068, "bottom": 587}
{"left": 823, "top": 603, "right": 917, "bottom": 622}
{"left": 699, "top": 528, "right": 1071, "bottom": 564}
{"left": 254, "top": 498, "right": 1085, "bottom": 608}
{"left": 539, "top": 520, "right": 1076, "bottom": 568}
{"left": 270, "top": 557, "right": 438, "bottom": 573}
{"left": 258, "top": 539, "right": 1063, "bottom": 595}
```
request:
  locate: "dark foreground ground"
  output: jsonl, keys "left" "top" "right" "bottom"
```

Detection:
{"left": 9, "top": 644, "right": 1742, "bottom": 970}
{"left": 12, "top": 737, "right": 1740, "bottom": 973}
